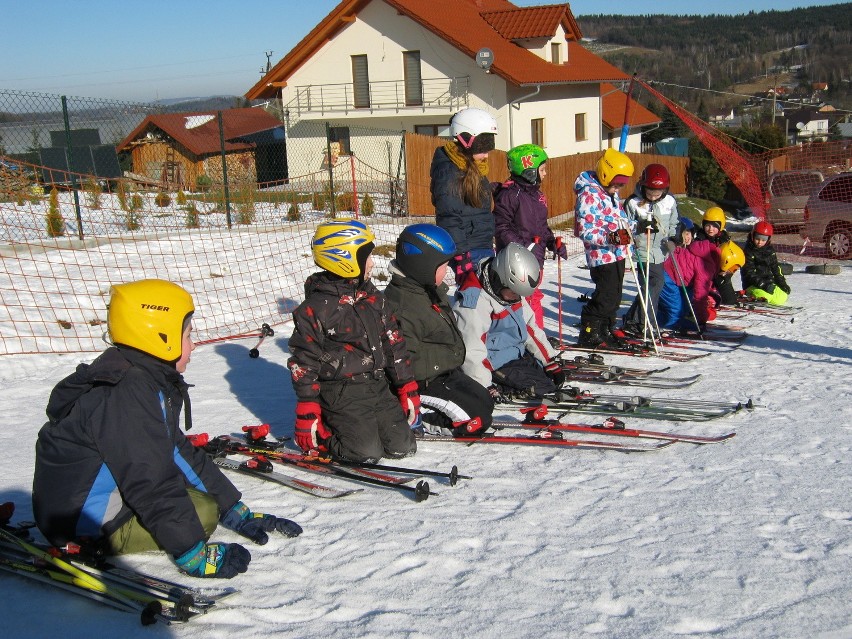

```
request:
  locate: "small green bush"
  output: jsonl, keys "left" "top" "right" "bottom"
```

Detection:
{"left": 84, "top": 177, "right": 101, "bottom": 210}
{"left": 176, "top": 190, "right": 187, "bottom": 205}
{"left": 361, "top": 193, "right": 374, "bottom": 217}
{"left": 184, "top": 203, "right": 200, "bottom": 229}
{"left": 45, "top": 189, "right": 65, "bottom": 237}
{"left": 154, "top": 191, "right": 171, "bottom": 208}
{"left": 196, "top": 174, "right": 213, "bottom": 193}
{"left": 336, "top": 191, "right": 355, "bottom": 212}
{"left": 116, "top": 180, "right": 129, "bottom": 212}
{"left": 287, "top": 201, "right": 301, "bottom": 222}
{"left": 312, "top": 191, "right": 327, "bottom": 212}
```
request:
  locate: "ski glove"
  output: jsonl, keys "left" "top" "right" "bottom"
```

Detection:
{"left": 550, "top": 236, "right": 568, "bottom": 260}
{"left": 396, "top": 381, "right": 421, "bottom": 426}
{"left": 452, "top": 252, "right": 474, "bottom": 279}
{"left": 637, "top": 217, "right": 659, "bottom": 234}
{"left": 175, "top": 541, "right": 250, "bottom": 579}
{"left": 544, "top": 359, "right": 566, "bottom": 389}
{"left": 220, "top": 501, "right": 303, "bottom": 545}
{"left": 294, "top": 401, "right": 331, "bottom": 453}
{"left": 779, "top": 282, "right": 791, "bottom": 294}
{"left": 607, "top": 229, "right": 631, "bottom": 246}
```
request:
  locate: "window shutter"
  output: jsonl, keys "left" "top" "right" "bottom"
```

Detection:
{"left": 403, "top": 51, "right": 423, "bottom": 107}
{"left": 352, "top": 55, "right": 370, "bottom": 108}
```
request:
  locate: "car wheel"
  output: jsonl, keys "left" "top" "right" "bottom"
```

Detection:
{"left": 824, "top": 224, "right": 852, "bottom": 260}
{"left": 805, "top": 264, "right": 842, "bottom": 275}
{"left": 778, "top": 262, "right": 794, "bottom": 276}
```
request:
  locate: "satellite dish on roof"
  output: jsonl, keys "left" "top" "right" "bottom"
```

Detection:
{"left": 185, "top": 115, "right": 215, "bottom": 129}
{"left": 475, "top": 48, "right": 494, "bottom": 73}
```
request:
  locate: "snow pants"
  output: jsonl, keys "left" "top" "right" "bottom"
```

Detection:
{"left": 745, "top": 285, "right": 788, "bottom": 306}
{"left": 319, "top": 373, "right": 416, "bottom": 462}
{"left": 419, "top": 368, "right": 493, "bottom": 436}
{"left": 581, "top": 260, "right": 626, "bottom": 326}
{"left": 491, "top": 353, "right": 556, "bottom": 398}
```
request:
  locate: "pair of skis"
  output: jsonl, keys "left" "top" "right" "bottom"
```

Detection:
{"left": 557, "top": 360, "right": 701, "bottom": 389}
{"left": 498, "top": 388, "right": 752, "bottom": 422}
{"left": 0, "top": 505, "right": 234, "bottom": 625}
{"left": 194, "top": 427, "right": 471, "bottom": 502}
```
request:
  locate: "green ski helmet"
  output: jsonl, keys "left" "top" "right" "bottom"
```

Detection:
{"left": 506, "top": 144, "right": 548, "bottom": 185}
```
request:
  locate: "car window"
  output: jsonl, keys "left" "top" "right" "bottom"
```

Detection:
{"left": 818, "top": 176, "right": 852, "bottom": 204}
{"left": 771, "top": 173, "right": 823, "bottom": 196}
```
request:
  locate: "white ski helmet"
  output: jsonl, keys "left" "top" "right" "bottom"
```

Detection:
{"left": 450, "top": 108, "right": 498, "bottom": 153}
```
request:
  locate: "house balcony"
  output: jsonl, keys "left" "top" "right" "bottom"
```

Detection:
{"left": 283, "top": 77, "right": 469, "bottom": 118}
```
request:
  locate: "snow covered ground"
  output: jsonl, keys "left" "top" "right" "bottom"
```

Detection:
{"left": 0, "top": 242, "right": 850, "bottom": 638}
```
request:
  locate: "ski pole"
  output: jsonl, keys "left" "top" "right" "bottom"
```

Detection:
{"left": 555, "top": 236, "right": 564, "bottom": 347}
{"left": 618, "top": 220, "right": 659, "bottom": 354}
{"left": 642, "top": 226, "right": 653, "bottom": 341}
{"left": 249, "top": 323, "right": 274, "bottom": 359}
{"left": 334, "top": 460, "right": 471, "bottom": 486}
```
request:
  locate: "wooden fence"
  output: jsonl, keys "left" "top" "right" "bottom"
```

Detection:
{"left": 404, "top": 132, "right": 689, "bottom": 219}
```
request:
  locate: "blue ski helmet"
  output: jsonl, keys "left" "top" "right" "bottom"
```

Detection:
{"left": 396, "top": 224, "right": 458, "bottom": 286}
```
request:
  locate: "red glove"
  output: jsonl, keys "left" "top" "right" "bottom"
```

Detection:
{"left": 706, "top": 298, "right": 717, "bottom": 323}
{"left": 294, "top": 401, "right": 330, "bottom": 452}
{"left": 607, "top": 229, "right": 631, "bottom": 246}
{"left": 553, "top": 236, "right": 568, "bottom": 260}
{"left": 396, "top": 381, "right": 421, "bottom": 426}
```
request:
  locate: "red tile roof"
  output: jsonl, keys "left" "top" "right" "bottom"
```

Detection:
{"left": 116, "top": 108, "right": 284, "bottom": 156}
{"left": 246, "top": 0, "right": 627, "bottom": 100}
{"left": 482, "top": 5, "right": 573, "bottom": 40}
{"left": 600, "top": 83, "right": 660, "bottom": 129}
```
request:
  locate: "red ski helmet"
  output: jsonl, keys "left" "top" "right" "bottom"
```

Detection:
{"left": 753, "top": 221, "right": 774, "bottom": 238}
{"left": 639, "top": 164, "right": 670, "bottom": 199}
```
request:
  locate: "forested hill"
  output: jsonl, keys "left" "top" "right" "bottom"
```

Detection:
{"left": 577, "top": 3, "right": 852, "bottom": 112}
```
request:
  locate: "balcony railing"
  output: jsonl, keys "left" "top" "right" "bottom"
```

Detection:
{"left": 284, "top": 77, "right": 469, "bottom": 117}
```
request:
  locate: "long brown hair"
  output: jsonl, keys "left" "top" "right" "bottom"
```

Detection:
{"left": 459, "top": 158, "right": 489, "bottom": 208}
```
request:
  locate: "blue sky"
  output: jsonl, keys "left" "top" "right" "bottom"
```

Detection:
{"left": 1, "top": 0, "right": 846, "bottom": 103}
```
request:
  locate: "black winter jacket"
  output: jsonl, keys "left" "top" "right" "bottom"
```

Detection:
{"left": 384, "top": 264, "right": 466, "bottom": 385}
{"left": 430, "top": 146, "right": 494, "bottom": 254}
{"left": 287, "top": 272, "right": 415, "bottom": 401}
{"left": 32, "top": 347, "right": 241, "bottom": 557}
{"left": 741, "top": 237, "right": 789, "bottom": 292}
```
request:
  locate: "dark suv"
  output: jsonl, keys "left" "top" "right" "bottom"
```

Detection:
{"left": 800, "top": 173, "right": 852, "bottom": 259}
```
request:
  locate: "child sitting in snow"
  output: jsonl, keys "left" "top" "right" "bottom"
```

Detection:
{"left": 741, "top": 221, "right": 791, "bottom": 306}
{"left": 287, "top": 219, "right": 419, "bottom": 463}
{"left": 657, "top": 218, "right": 714, "bottom": 330}
{"left": 452, "top": 243, "right": 565, "bottom": 400}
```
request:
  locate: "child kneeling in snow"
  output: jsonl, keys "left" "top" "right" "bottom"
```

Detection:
{"left": 287, "top": 219, "right": 419, "bottom": 462}
{"left": 658, "top": 218, "right": 714, "bottom": 330}
{"left": 384, "top": 224, "right": 493, "bottom": 437}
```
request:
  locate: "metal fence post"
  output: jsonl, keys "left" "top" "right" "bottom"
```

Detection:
{"left": 61, "top": 96, "right": 84, "bottom": 239}
{"left": 217, "top": 111, "right": 232, "bottom": 228}
{"left": 325, "top": 122, "right": 336, "bottom": 217}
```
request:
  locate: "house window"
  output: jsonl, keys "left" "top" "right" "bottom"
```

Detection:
{"left": 531, "top": 119, "right": 544, "bottom": 147}
{"left": 551, "top": 43, "right": 561, "bottom": 64}
{"left": 351, "top": 55, "right": 370, "bottom": 109}
{"left": 575, "top": 113, "right": 587, "bottom": 141}
{"left": 403, "top": 51, "right": 423, "bottom": 107}
{"left": 328, "top": 126, "right": 351, "bottom": 155}
{"left": 415, "top": 124, "right": 446, "bottom": 137}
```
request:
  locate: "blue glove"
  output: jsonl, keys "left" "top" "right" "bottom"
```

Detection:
{"left": 174, "top": 540, "right": 250, "bottom": 579}
{"left": 220, "top": 501, "right": 303, "bottom": 545}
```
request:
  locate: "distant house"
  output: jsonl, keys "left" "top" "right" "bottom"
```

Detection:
{"left": 708, "top": 108, "right": 735, "bottom": 123}
{"left": 245, "top": 0, "right": 658, "bottom": 170}
{"left": 116, "top": 108, "right": 287, "bottom": 188}
{"left": 776, "top": 108, "right": 830, "bottom": 144}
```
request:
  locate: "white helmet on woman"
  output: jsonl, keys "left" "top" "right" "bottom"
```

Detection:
{"left": 450, "top": 108, "right": 497, "bottom": 153}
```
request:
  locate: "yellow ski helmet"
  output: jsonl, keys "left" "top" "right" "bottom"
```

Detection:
{"left": 595, "top": 148, "right": 634, "bottom": 187}
{"left": 703, "top": 207, "right": 727, "bottom": 231}
{"left": 719, "top": 241, "right": 745, "bottom": 273}
{"left": 312, "top": 219, "right": 376, "bottom": 278}
{"left": 108, "top": 279, "right": 195, "bottom": 363}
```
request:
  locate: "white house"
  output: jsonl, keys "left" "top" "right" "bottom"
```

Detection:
{"left": 245, "top": 0, "right": 658, "bottom": 169}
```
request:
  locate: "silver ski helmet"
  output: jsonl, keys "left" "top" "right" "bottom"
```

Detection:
{"left": 489, "top": 242, "right": 540, "bottom": 298}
